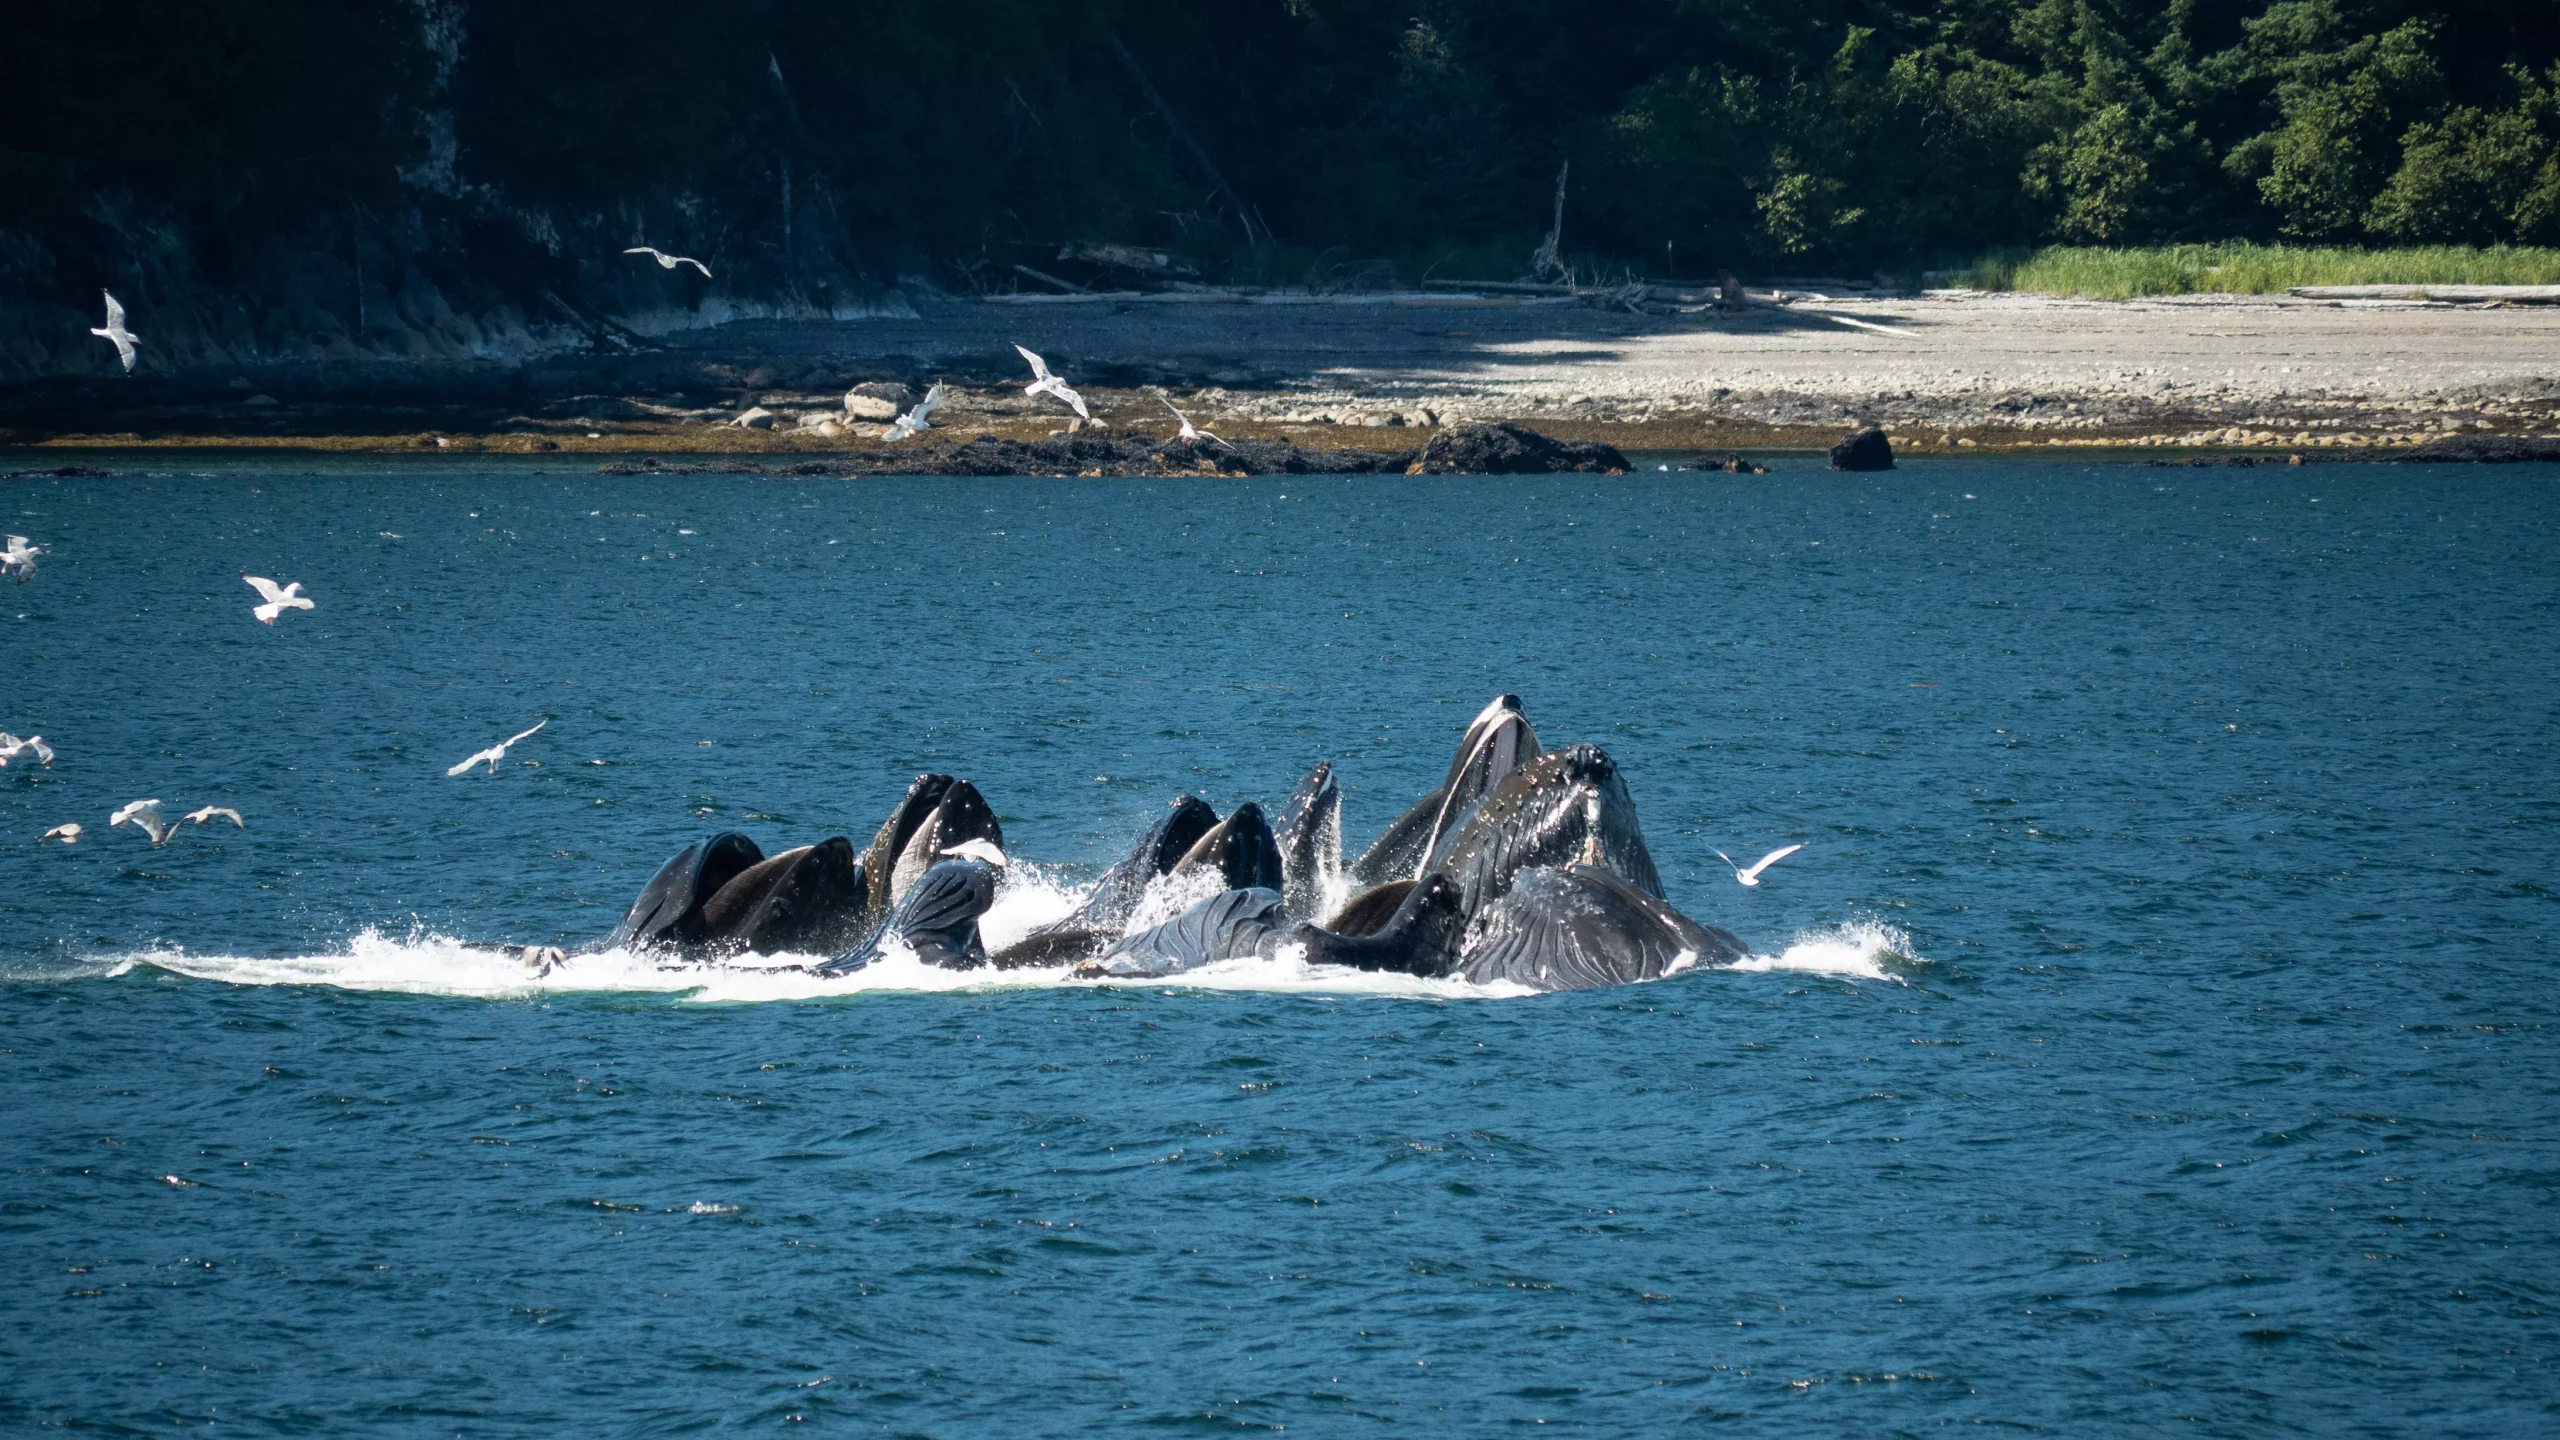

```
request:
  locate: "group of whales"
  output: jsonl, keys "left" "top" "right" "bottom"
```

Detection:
{"left": 582, "top": 696, "right": 1747, "bottom": 992}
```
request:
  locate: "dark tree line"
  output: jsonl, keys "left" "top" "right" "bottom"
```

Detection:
{"left": 4, "top": 0, "right": 2556, "bottom": 289}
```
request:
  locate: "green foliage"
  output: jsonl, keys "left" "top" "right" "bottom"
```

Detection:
{"left": 6, "top": 0, "right": 2560, "bottom": 280}
{"left": 1974, "top": 241, "right": 2560, "bottom": 297}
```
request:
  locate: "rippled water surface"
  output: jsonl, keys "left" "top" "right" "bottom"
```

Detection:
{"left": 2, "top": 455, "right": 2555, "bottom": 1434}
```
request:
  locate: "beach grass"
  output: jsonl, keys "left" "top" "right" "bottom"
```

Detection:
{"left": 1958, "top": 243, "right": 2560, "bottom": 299}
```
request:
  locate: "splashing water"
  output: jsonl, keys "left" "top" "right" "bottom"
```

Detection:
{"left": 1730, "top": 917, "right": 1920, "bottom": 982}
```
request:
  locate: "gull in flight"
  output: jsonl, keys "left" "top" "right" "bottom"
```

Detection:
{"left": 2, "top": 534, "right": 40, "bottom": 583}
{"left": 1158, "top": 394, "right": 1235, "bottom": 450}
{"left": 447, "top": 719, "right": 546, "bottom": 777}
{"left": 42, "top": 822, "right": 81, "bottom": 843}
{"left": 1014, "top": 344, "right": 1090, "bottom": 420}
{"left": 186, "top": 806, "right": 245, "bottom": 828}
{"left": 110, "top": 799, "right": 177, "bottom": 846}
{"left": 0, "top": 732, "right": 53, "bottom": 768}
{"left": 939, "top": 838, "right": 1008, "bottom": 867}
{"left": 242, "top": 573, "right": 315, "bottom": 625}
{"left": 624, "top": 246, "right": 712, "bottom": 278}
{"left": 91, "top": 291, "right": 139, "bottom": 372}
{"left": 881, "top": 381, "right": 944, "bottom": 441}
{"left": 1714, "top": 843, "right": 1803, "bottom": 887}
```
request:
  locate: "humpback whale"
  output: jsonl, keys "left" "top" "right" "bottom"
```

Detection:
{"left": 1428, "top": 744, "right": 1663, "bottom": 915}
{"left": 606, "top": 831, "right": 767, "bottom": 951}
{"left": 1458, "top": 864, "right": 1742, "bottom": 991}
{"left": 693, "top": 836, "right": 869, "bottom": 955}
{"left": 863, "top": 774, "right": 1004, "bottom": 917}
{"left": 1083, "top": 886, "right": 1286, "bottom": 978}
{"left": 1288, "top": 872, "right": 1467, "bottom": 976}
{"left": 1170, "top": 801, "right": 1284, "bottom": 893}
{"left": 992, "top": 794, "right": 1221, "bottom": 967}
{"left": 821, "top": 857, "right": 1001, "bottom": 974}
{"left": 1274, "top": 761, "right": 1341, "bottom": 923}
{"left": 1348, "top": 695, "right": 1542, "bottom": 887}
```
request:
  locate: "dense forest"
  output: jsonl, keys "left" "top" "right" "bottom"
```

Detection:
{"left": 3, "top": 0, "right": 2557, "bottom": 367}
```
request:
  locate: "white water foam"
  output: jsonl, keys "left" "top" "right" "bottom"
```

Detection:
{"left": 28, "top": 899, "right": 1918, "bottom": 1002}
{"left": 1730, "top": 917, "right": 1921, "bottom": 983}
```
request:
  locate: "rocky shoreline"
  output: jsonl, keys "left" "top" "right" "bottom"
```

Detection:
{"left": 6, "top": 291, "right": 2558, "bottom": 462}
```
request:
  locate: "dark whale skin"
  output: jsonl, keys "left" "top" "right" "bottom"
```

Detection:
{"left": 1458, "top": 864, "right": 1741, "bottom": 991}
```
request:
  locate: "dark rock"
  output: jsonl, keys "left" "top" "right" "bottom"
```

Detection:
{"left": 2399, "top": 434, "right": 2560, "bottom": 463}
{"left": 1829, "top": 427, "right": 1894, "bottom": 470}
{"left": 599, "top": 434, "right": 1415, "bottom": 478}
{"left": 1679, "top": 454, "right": 1767, "bottom": 474}
{"left": 7, "top": 464, "right": 114, "bottom": 477}
{"left": 1408, "top": 422, "right": 1629, "bottom": 475}
{"left": 846, "top": 381, "right": 918, "bottom": 407}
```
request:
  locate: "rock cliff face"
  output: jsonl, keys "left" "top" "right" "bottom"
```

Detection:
{"left": 0, "top": 196, "right": 911, "bottom": 384}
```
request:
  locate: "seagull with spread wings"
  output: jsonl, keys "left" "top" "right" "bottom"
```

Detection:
{"left": 242, "top": 573, "right": 315, "bottom": 625}
{"left": 881, "top": 382, "right": 945, "bottom": 441}
{"left": 624, "top": 246, "right": 712, "bottom": 278}
{"left": 186, "top": 806, "right": 245, "bottom": 828}
{"left": 1014, "top": 344, "right": 1091, "bottom": 421}
{"left": 0, "top": 733, "right": 52, "bottom": 768}
{"left": 1713, "top": 843, "right": 1803, "bottom": 887}
{"left": 448, "top": 720, "right": 546, "bottom": 777}
{"left": 90, "top": 291, "right": 138, "bottom": 372}
{"left": 110, "top": 799, "right": 177, "bottom": 846}
{"left": 1158, "top": 394, "right": 1235, "bottom": 450}
{"left": 1, "top": 534, "right": 40, "bottom": 583}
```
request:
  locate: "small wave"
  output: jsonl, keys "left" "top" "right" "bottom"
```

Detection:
{"left": 1730, "top": 918, "right": 1921, "bottom": 982}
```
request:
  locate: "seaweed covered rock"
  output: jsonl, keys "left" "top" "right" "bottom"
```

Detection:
{"left": 1408, "top": 422, "right": 1629, "bottom": 475}
{"left": 2399, "top": 434, "right": 2560, "bottom": 463}
{"left": 1829, "top": 427, "right": 1894, "bottom": 470}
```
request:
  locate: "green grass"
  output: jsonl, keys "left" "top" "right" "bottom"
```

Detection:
{"left": 1958, "top": 243, "right": 2560, "bottom": 299}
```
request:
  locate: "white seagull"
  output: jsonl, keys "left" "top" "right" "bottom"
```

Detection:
{"left": 42, "top": 822, "right": 82, "bottom": 843}
{"left": 186, "top": 806, "right": 245, "bottom": 828}
{"left": 624, "top": 246, "right": 712, "bottom": 278}
{"left": 447, "top": 719, "right": 546, "bottom": 777}
{"left": 939, "top": 837, "right": 1008, "bottom": 867}
{"left": 242, "top": 573, "right": 315, "bottom": 625}
{"left": 1, "top": 534, "right": 40, "bottom": 583}
{"left": 91, "top": 291, "right": 139, "bottom": 373}
{"left": 1014, "top": 344, "right": 1091, "bottom": 420}
{"left": 1713, "top": 843, "right": 1803, "bottom": 887}
{"left": 0, "top": 732, "right": 53, "bottom": 768}
{"left": 110, "top": 799, "right": 177, "bottom": 846}
{"left": 881, "top": 381, "right": 945, "bottom": 441}
{"left": 1158, "top": 394, "right": 1235, "bottom": 450}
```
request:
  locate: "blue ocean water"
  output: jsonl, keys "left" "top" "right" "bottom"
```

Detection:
{"left": 1, "top": 454, "right": 2554, "bottom": 1434}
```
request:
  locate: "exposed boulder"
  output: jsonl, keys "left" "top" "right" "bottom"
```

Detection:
{"left": 1829, "top": 426, "right": 1894, "bottom": 470}
{"left": 1408, "top": 422, "right": 1629, "bottom": 475}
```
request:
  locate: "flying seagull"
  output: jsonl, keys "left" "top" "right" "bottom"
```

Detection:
{"left": 1, "top": 534, "right": 40, "bottom": 583}
{"left": 939, "top": 837, "right": 1008, "bottom": 867}
{"left": 1158, "top": 394, "right": 1235, "bottom": 450}
{"left": 186, "top": 806, "right": 245, "bottom": 828}
{"left": 1013, "top": 344, "right": 1091, "bottom": 421}
{"left": 242, "top": 573, "right": 315, "bottom": 625}
{"left": 110, "top": 798, "right": 177, "bottom": 846}
{"left": 624, "top": 246, "right": 712, "bottom": 279}
{"left": 42, "top": 822, "right": 81, "bottom": 843}
{"left": 881, "top": 381, "right": 944, "bottom": 441}
{"left": 0, "top": 732, "right": 53, "bottom": 768}
{"left": 90, "top": 291, "right": 138, "bottom": 373}
{"left": 1713, "top": 843, "right": 1803, "bottom": 887}
{"left": 447, "top": 719, "right": 546, "bottom": 777}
